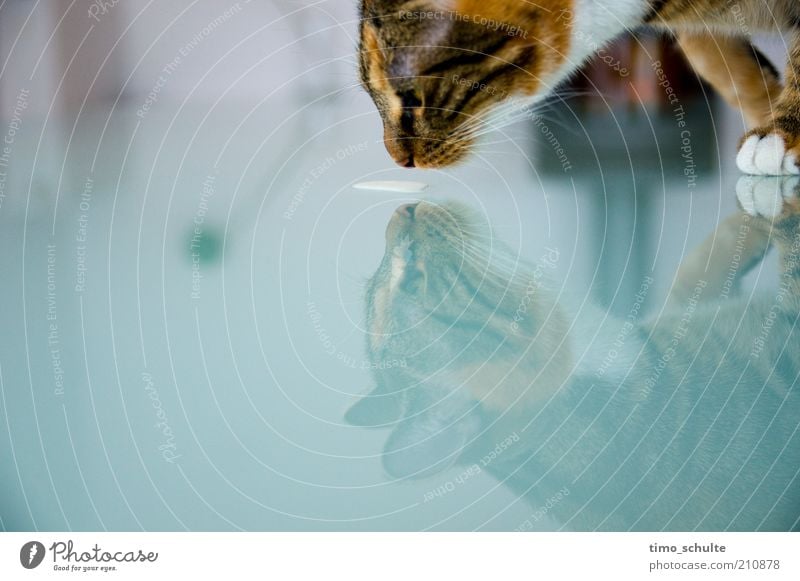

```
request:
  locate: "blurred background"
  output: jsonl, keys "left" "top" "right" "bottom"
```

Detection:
{"left": 0, "top": 0, "right": 790, "bottom": 530}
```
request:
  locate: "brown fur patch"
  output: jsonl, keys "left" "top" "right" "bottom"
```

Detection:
{"left": 677, "top": 33, "right": 783, "bottom": 128}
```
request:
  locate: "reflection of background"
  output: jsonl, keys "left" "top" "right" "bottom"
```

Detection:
{"left": 0, "top": 1, "right": 788, "bottom": 530}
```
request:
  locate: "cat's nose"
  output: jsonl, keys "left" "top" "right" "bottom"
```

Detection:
{"left": 403, "top": 155, "right": 415, "bottom": 168}
{"left": 396, "top": 202, "right": 418, "bottom": 219}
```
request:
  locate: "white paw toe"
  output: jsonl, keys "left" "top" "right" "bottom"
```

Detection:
{"left": 753, "top": 134, "right": 785, "bottom": 174}
{"left": 782, "top": 152, "right": 800, "bottom": 175}
{"left": 737, "top": 133, "right": 798, "bottom": 175}
{"left": 736, "top": 135, "right": 760, "bottom": 174}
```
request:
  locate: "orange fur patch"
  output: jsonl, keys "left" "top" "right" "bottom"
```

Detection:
{"left": 444, "top": 0, "right": 575, "bottom": 95}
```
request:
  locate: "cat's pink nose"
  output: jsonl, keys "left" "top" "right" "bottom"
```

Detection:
{"left": 395, "top": 203, "right": 418, "bottom": 219}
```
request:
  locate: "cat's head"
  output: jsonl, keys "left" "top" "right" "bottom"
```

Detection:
{"left": 359, "top": 0, "right": 571, "bottom": 167}
{"left": 367, "top": 199, "right": 510, "bottom": 335}
{"left": 349, "top": 200, "right": 554, "bottom": 479}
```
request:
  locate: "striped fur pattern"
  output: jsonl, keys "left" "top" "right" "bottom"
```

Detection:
{"left": 346, "top": 190, "right": 800, "bottom": 530}
{"left": 359, "top": 0, "right": 800, "bottom": 172}
{"left": 361, "top": 200, "right": 572, "bottom": 408}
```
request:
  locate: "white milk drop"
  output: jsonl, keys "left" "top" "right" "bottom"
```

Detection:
{"left": 353, "top": 181, "right": 429, "bottom": 193}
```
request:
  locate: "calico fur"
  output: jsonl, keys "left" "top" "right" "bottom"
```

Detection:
{"left": 359, "top": 0, "right": 800, "bottom": 173}
{"left": 346, "top": 185, "right": 800, "bottom": 530}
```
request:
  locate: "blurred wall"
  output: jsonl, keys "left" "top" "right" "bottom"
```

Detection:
{"left": 1, "top": 0, "right": 359, "bottom": 117}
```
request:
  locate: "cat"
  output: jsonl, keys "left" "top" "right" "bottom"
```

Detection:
{"left": 359, "top": 0, "right": 800, "bottom": 174}
{"left": 345, "top": 179, "right": 800, "bottom": 530}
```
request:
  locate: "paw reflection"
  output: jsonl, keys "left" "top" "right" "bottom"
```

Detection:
{"left": 736, "top": 175, "right": 799, "bottom": 218}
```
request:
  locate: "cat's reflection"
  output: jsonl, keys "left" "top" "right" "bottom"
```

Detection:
{"left": 346, "top": 177, "right": 800, "bottom": 531}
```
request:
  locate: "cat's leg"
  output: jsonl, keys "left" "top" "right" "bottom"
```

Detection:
{"left": 777, "top": 213, "right": 800, "bottom": 305}
{"left": 668, "top": 176, "right": 800, "bottom": 312}
{"left": 676, "top": 33, "right": 782, "bottom": 129}
{"left": 736, "top": 176, "right": 800, "bottom": 301}
{"left": 736, "top": 31, "right": 800, "bottom": 175}
{"left": 666, "top": 209, "right": 771, "bottom": 307}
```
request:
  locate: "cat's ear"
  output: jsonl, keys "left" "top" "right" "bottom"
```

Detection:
{"left": 381, "top": 390, "right": 483, "bottom": 479}
{"left": 345, "top": 382, "right": 405, "bottom": 427}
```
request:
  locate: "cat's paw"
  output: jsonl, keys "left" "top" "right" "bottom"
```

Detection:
{"left": 737, "top": 122, "right": 800, "bottom": 175}
{"left": 736, "top": 176, "right": 800, "bottom": 218}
